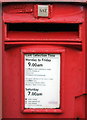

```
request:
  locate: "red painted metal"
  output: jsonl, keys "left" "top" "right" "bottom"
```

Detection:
{"left": 0, "top": 3, "right": 2, "bottom": 119}
{"left": 2, "top": 2, "right": 86, "bottom": 119}
{"left": 3, "top": 4, "right": 84, "bottom": 23}
{"left": 0, "top": 0, "right": 87, "bottom": 3}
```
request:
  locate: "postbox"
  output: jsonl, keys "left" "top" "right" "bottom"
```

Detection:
{"left": 2, "top": 2, "right": 86, "bottom": 119}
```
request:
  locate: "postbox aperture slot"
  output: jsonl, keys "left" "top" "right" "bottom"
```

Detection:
{"left": 7, "top": 23, "right": 79, "bottom": 32}
{"left": 6, "top": 23, "right": 79, "bottom": 41}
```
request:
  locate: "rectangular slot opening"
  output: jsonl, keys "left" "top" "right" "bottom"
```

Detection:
{"left": 8, "top": 23, "right": 79, "bottom": 32}
{"left": 6, "top": 23, "right": 79, "bottom": 41}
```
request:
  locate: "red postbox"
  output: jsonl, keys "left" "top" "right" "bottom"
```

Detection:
{"left": 1, "top": 2, "right": 86, "bottom": 119}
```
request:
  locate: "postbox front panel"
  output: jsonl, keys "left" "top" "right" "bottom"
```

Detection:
{"left": 2, "top": 44, "right": 83, "bottom": 118}
{"left": 2, "top": 3, "right": 84, "bottom": 118}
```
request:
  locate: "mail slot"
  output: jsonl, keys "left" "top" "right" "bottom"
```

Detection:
{"left": 2, "top": 2, "right": 86, "bottom": 119}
